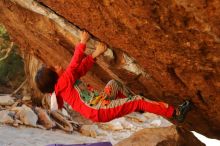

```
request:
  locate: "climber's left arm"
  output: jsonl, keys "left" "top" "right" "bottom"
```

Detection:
{"left": 76, "top": 42, "right": 107, "bottom": 78}
{"left": 66, "top": 31, "right": 90, "bottom": 72}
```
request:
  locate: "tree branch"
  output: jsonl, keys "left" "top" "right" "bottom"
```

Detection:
{"left": 0, "top": 42, "right": 13, "bottom": 61}
{"left": 11, "top": 78, "right": 27, "bottom": 96}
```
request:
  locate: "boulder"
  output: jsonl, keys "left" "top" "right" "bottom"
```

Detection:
{"left": 80, "top": 125, "right": 99, "bottom": 138}
{"left": 0, "top": 0, "right": 219, "bottom": 139}
{"left": 22, "top": 95, "right": 31, "bottom": 101}
{"left": 115, "top": 126, "right": 205, "bottom": 146}
{"left": 0, "top": 110, "right": 14, "bottom": 124}
{"left": 12, "top": 105, "right": 38, "bottom": 127}
{"left": 34, "top": 107, "right": 55, "bottom": 129}
{"left": 0, "top": 95, "right": 15, "bottom": 106}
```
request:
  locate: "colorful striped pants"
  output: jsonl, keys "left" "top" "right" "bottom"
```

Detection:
{"left": 76, "top": 79, "right": 174, "bottom": 122}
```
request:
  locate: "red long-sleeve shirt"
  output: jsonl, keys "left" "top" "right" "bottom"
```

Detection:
{"left": 54, "top": 43, "right": 95, "bottom": 109}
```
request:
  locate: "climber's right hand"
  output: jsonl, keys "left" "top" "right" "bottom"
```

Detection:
{"left": 80, "top": 30, "right": 90, "bottom": 44}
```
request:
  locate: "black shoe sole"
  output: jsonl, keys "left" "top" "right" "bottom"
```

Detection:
{"left": 176, "top": 100, "right": 192, "bottom": 123}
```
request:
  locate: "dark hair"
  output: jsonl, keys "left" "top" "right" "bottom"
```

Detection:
{"left": 35, "top": 66, "right": 58, "bottom": 93}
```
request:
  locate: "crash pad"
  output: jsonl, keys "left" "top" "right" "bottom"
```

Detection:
{"left": 46, "top": 142, "right": 112, "bottom": 146}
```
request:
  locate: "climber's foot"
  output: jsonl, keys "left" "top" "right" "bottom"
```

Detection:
{"left": 174, "top": 100, "right": 191, "bottom": 123}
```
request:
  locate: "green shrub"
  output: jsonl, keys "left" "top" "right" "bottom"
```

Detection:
{"left": 0, "top": 49, "right": 25, "bottom": 86}
{"left": 0, "top": 24, "right": 25, "bottom": 93}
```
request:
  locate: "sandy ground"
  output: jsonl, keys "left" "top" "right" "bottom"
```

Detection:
{"left": 0, "top": 112, "right": 219, "bottom": 146}
{"left": 0, "top": 112, "right": 172, "bottom": 146}
{"left": 0, "top": 125, "right": 98, "bottom": 146}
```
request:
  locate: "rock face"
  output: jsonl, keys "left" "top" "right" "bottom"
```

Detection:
{"left": 115, "top": 126, "right": 205, "bottom": 146}
{"left": 0, "top": 0, "right": 219, "bottom": 139}
{"left": 0, "top": 95, "right": 15, "bottom": 106}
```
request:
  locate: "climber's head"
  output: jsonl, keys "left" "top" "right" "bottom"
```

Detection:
{"left": 35, "top": 66, "right": 59, "bottom": 93}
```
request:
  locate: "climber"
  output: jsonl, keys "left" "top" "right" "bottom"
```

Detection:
{"left": 35, "top": 31, "right": 191, "bottom": 123}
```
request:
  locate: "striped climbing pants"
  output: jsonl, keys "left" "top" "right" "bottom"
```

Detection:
{"left": 76, "top": 79, "right": 175, "bottom": 122}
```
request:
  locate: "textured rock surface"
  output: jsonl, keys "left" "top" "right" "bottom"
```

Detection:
{"left": 12, "top": 105, "right": 38, "bottom": 127}
{"left": 0, "top": 110, "right": 14, "bottom": 124}
{"left": 115, "top": 126, "right": 205, "bottom": 146}
{"left": 0, "top": 95, "right": 15, "bottom": 106}
{"left": 0, "top": 0, "right": 219, "bottom": 139}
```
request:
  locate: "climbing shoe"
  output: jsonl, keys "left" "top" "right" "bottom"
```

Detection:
{"left": 174, "top": 100, "right": 191, "bottom": 123}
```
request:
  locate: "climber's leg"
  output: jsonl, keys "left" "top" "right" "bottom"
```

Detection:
{"left": 97, "top": 95, "right": 175, "bottom": 122}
